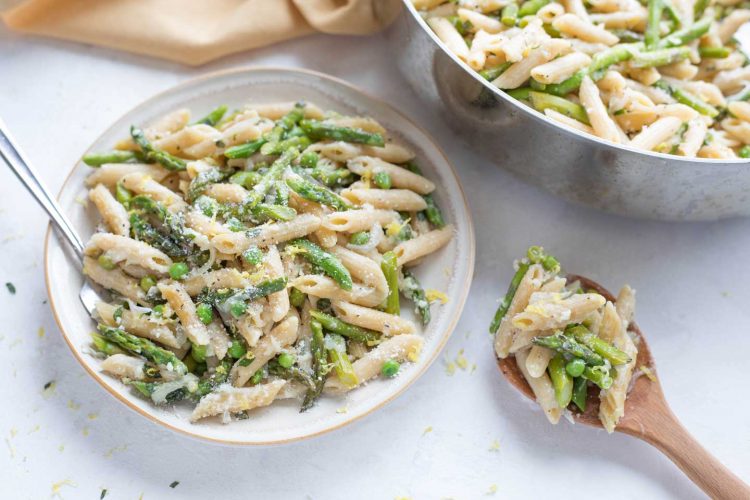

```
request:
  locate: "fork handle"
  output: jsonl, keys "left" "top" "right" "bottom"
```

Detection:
{"left": 636, "top": 404, "right": 750, "bottom": 499}
{"left": 0, "top": 117, "right": 84, "bottom": 260}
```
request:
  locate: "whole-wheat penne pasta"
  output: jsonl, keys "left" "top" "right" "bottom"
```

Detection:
{"left": 89, "top": 184, "right": 130, "bottom": 236}
{"left": 525, "top": 345, "right": 557, "bottom": 378}
{"left": 629, "top": 116, "right": 683, "bottom": 151}
{"left": 346, "top": 156, "right": 435, "bottom": 194}
{"left": 158, "top": 282, "right": 211, "bottom": 346}
{"left": 83, "top": 100, "right": 452, "bottom": 420}
{"left": 325, "top": 335, "right": 424, "bottom": 393}
{"left": 190, "top": 380, "right": 286, "bottom": 422}
{"left": 85, "top": 233, "right": 173, "bottom": 275}
{"left": 322, "top": 209, "right": 399, "bottom": 233}
{"left": 232, "top": 311, "right": 299, "bottom": 386}
{"left": 393, "top": 225, "right": 453, "bottom": 266}
{"left": 333, "top": 301, "right": 416, "bottom": 336}
{"left": 516, "top": 348, "right": 561, "bottom": 424}
{"left": 341, "top": 189, "right": 427, "bottom": 211}
{"left": 553, "top": 13, "right": 620, "bottom": 45}
{"left": 85, "top": 163, "right": 169, "bottom": 188}
{"left": 212, "top": 214, "right": 322, "bottom": 254}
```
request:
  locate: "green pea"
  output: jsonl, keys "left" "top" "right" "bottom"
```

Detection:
{"left": 349, "top": 231, "right": 370, "bottom": 246}
{"left": 242, "top": 246, "right": 263, "bottom": 266}
{"left": 139, "top": 275, "right": 157, "bottom": 293}
{"left": 739, "top": 145, "right": 750, "bottom": 158}
{"left": 152, "top": 304, "right": 165, "bottom": 317}
{"left": 278, "top": 352, "right": 295, "bottom": 368}
{"left": 97, "top": 254, "right": 116, "bottom": 270}
{"left": 191, "top": 343, "right": 207, "bottom": 363}
{"left": 373, "top": 171, "right": 392, "bottom": 190}
{"left": 381, "top": 359, "right": 400, "bottom": 378}
{"left": 168, "top": 262, "right": 189, "bottom": 280}
{"left": 228, "top": 340, "right": 247, "bottom": 359}
{"left": 300, "top": 151, "right": 319, "bottom": 168}
{"left": 566, "top": 358, "right": 586, "bottom": 378}
{"left": 250, "top": 369, "right": 264, "bottom": 385}
{"left": 196, "top": 303, "right": 213, "bottom": 325}
{"left": 230, "top": 300, "right": 247, "bottom": 318}
{"left": 229, "top": 170, "right": 262, "bottom": 189}
{"left": 115, "top": 182, "right": 132, "bottom": 206}
{"left": 289, "top": 287, "right": 305, "bottom": 308}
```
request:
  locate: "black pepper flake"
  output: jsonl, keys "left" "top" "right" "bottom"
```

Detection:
{"left": 6, "top": 282, "right": 16, "bottom": 294}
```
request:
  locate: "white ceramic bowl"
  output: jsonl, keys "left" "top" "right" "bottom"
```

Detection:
{"left": 44, "top": 67, "right": 475, "bottom": 445}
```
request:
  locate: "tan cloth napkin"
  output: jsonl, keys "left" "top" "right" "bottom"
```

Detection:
{"left": 1, "top": 0, "right": 402, "bottom": 65}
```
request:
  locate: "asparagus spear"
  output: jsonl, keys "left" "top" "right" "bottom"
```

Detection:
{"left": 260, "top": 135, "right": 311, "bottom": 156}
{"left": 480, "top": 62, "right": 513, "bottom": 81}
{"left": 630, "top": 47, "right": 691, "bottom": 68}
{"left": 130, "top": 126, "right": 187, "bottom": 171}
{"left": 542, "top": 46, "right": 634, "bottom": 96}
{"left": 224, "top": 138, "right": 266, "bottom": 159}
{"left": 698, "top": 46, "right": 731, "bottom": 58}
{"left": 501, "top": 3, "right": 518, "bottom": 26}
{"left": 300, "top": 120, "right": 385, "bottom": 147}
{"left": 519, "top": 0, "right": 550, "bottom": 16}
{"left": 301, "top": 320, "right": 327, "bottom": 411}
{"left": 572, "top": 376, "right": 588, "bottom": 411}
{"left": 400, "top": 270, "right": 431, "bottom": 325}
{"left": 274, "top": 180, "right": 290, "bottom": 205}
{"left": 528, "top": 91, "right": 590, "bottom": 124}
{"left": 193, "top": 105, "right": 227, "bottom": 126}
{"left": 404, "top": 161, "right": 445, "bottom": 227}
{"left": 310, "top": 164, "right": 354, "bottom": 187}
{"left": 186, "top": 167, "right": 230, "bottom": 202}
{"left": 489, "top": 262, "right": 530, "bottom": 334}
{"left": 215, "top": 277, "right": 288, "bottom": 316}
{"left": 532, "top": 331, "right": 605, "bottom": 366}
{"left": 82, "top": 150, "right": 140, "bottom": 167}
{"left": 244, "top": 147, "right": 299, "bottom": 209}
{"left": 97, "top": 325, "right": 188, "bottom": 375}
{"left": 658, "top": 16, "right": 711, "bottom": 49}
{"left": 325, "top": 334, "right": 358, "bottom": 389}
{"left": 645, "top": 0, "right": 664, "bottom": 50}
{"left": 195, "top": 359, "right": 233, "bottom": 397}
{"left": 548, "top": 354, "right": 574, "bottom": 408}
{"left": 565, "top": 324, "right": 632, "bottom": 365}
{"left": 285, "top": 174, "right": 352, "bottom": 211}
{"left": 288, "top": 238, "right": 353, "bottom": 290}
{"left": 229, "top": 170, "right": 262, "bottom": 189}
{"left": 583, "top": 364, "right": 614, "bottom": 390}
{"left": 90, "top": 332, "right": 125, "bottom": 356}
{"left": 309, "top": 310, "right": 380, "bottom": 343}
{"left": 381, "top": 251, "right": 400, "bottom": 315}
{"left": 251, "top": 203, "right": 297, "bottom": 222}
{"left": 268, "top": 362, "right": 316, "bottom": 391}
{"left": 652, "top": 79, "right": 719, "bottom": 117}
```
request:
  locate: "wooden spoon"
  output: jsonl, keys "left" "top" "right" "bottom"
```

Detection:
{"left": 498, "top": 274, "right": 750, "bottom": 499}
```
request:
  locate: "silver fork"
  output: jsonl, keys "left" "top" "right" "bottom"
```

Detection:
{"left": 0, "top": 117, "right": 102, "bottom": 316}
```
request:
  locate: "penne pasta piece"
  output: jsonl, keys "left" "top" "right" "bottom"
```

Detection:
{"left": 190, "top": 380, "right": 287, "bottom": 422}
{"left": 427, "top": 17, "right": 470, "bottom": 60}
{"left": 96, "top": 301, "right": 184, "bottom": 349}
{"left": 341, "top": 189, "right": 427, "bottom": 211}
{"left": 393, "top": 225, "right": 454, "bottom": 267}
{"left": 494, "top": 264, "right": 546, "bottom": 358}
{"left": 322, "top": 209, "right": 399, "bottom": 233}
{"left": 264, "top": 245, "right": 290, "bottom": 322}
{"left": 580, "top": 76, "right": 622, "bottom": 143}
{"left": 232, "top": 311, "right": 299, "bottom": 386}
{"left": 525, "top": 345, "right": 556, "bottom": 378}
{"left": 291, "top": 275, "right": 382, "bottom": 308}
{"left": 85, "top": 233, "right": 172, "bottom": 275}
{"left": 89, "top": 184, "right": 130, "bottom": 236}
{"left": 102, "top": 354, "right": 146, "bottom": 380}
{"left": 325, "top": 334, "right": 424, "bottom": 393}
{"left": 85, "top": 163, "right": 169, "bottom": 188}
{"left": 332, "top": 300, "right": 416, "bottom": 335}
{"left": 212, "top": 214, "right": 322, "bottom": 254}
{"left": 516, "top": 348, "right": 561, "bottom": 424}
{"left": 552, "top": 13, "right": 619, "bottom": 45}
{"left": 346, "top": 156, "right": 436, "bottom": 194}
{"left": 629, "top": 116, "right": 683, "bottom": 151}
{"left": 158, "top": 281, "right": 211, "bottom": 346}
{"left": 83, "top": 256, "right": 148, "bottom": 306}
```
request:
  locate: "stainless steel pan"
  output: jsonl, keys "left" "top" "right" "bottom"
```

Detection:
{"left": 385, "top": 1, "right": 750, "bottom": 221}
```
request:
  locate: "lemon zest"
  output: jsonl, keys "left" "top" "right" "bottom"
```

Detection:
{"left": 426, "top": 289, "right": 448, "bottom": 304}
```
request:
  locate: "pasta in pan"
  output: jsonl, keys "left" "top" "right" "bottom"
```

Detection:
{"left": 414, "top": 0, "right": 750, "bottom": 159}
{"left": 81, "top": 101, "right": 453, "bottom": 423}
{"left": 490, "top": 247, "right": 637, "bottom": 432}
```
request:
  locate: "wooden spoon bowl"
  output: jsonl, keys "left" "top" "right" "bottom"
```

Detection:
{"left": 498, "top": 274, "right": 749, "bottom": 499}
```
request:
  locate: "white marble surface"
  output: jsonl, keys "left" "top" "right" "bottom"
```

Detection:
{"left": 1, "top": 23, "right": 749, "bottom": 500}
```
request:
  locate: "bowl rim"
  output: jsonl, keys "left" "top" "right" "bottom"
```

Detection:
{"left": 43, "top": 65, "right": 476, "bottom": 446}
{"left": 399, "top": 0, "right": 750, "bottom": 166}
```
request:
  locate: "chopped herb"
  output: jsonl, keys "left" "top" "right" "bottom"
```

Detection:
{"left": 100, "top": 488, "right": 108, "bottom": 499}
{"left": 169, "top": 481, "right": 180, "bottom": 489}
{"left": 44, "top": 380, "right": 54, "bottom": 390}
{"left": 5, "top": 282, "right": 16, "bottom": 294}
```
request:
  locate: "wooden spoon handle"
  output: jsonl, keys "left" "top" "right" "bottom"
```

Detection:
{"left": 636, "top": 409, "right": 750, "bottom": 499}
